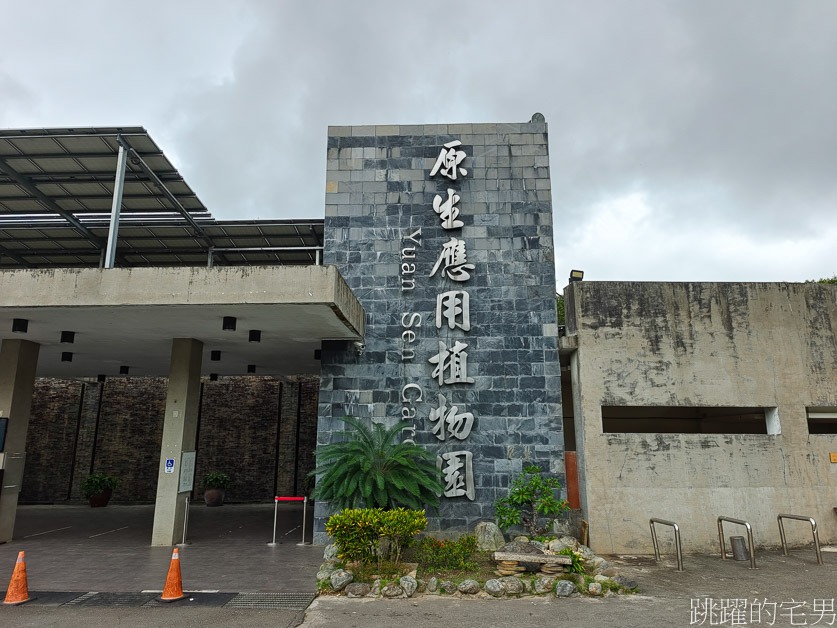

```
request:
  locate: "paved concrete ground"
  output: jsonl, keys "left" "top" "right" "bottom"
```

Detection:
{"left": 0, "top": 503, "right": 319, "bottom": 593}
{"left": 2, "top": 507, "right": 835, "bottom": 627}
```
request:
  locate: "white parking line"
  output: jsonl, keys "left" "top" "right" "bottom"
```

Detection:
{"left": 88, "top": 525, "right": 129, "bottom": 538}
{"left": 23, "top": 526, "right": 72, "bottom": 538}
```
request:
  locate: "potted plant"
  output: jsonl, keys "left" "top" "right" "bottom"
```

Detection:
{"left": 82, "top": 473, "right": 119, "bottom": 507}
{"left": 203, "top": 471, "right": 231, "bottom": 506}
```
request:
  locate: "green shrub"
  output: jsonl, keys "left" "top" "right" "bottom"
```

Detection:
{"left": 326, "top": 508, "right": 427, "bottom": 564}
{"left": 202, "top": 471, "right": 231, "bottom": 489}
{"left": 81, "top": 473, "right": 118, "bottom": 498}
{"left": 310, "top": 416, "right": 443, "bottom": 510}
{"left": 558, "top": 546, "right": 585, "bottom": 573}
{"left": 417, "top": 535, "right": 478, "bottom": 571}
{"left": 494, "top": 465, "right": 569, "bottom": 536}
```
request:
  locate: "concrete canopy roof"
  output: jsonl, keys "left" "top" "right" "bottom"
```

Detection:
{"left": 0, "top": 265, "right": 364, "bottom": 378}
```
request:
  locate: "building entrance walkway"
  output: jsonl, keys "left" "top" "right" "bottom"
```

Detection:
{"left": 0, "top": 503, "right": 319, "bottom": 594}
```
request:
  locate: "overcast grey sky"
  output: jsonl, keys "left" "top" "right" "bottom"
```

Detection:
{"left": 1, "top": 1, "right": 834, "bottom": 283}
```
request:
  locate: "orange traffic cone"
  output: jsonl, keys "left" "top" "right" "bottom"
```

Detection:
{"left": 4, "top": 551, "right": 32, "bottom": 605}
{"left": 159, "top": 547, "right": 185, "bottom": 602}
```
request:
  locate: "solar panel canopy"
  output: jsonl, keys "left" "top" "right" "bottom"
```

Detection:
{"left": 0, "top": 127, "right": 323, "bottom": 268}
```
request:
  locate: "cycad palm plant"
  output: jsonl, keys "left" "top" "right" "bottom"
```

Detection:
{"left": 310, "top": 416, "right": 443, "bottom": 510}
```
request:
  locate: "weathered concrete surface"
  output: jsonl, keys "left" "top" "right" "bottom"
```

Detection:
{"left": 0, "top": 265, "right": 364, "bottom": 378}
{"left": 566, "top": 282, "right": 837, "bottom": 554}
{"left": 0, "top": 265, "right": 360, "bottom": 317}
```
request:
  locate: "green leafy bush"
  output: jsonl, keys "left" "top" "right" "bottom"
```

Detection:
{"left": 202, "top": 471, "right": 231, "bottom": 489}
{"left": 81, "top": 473, "right": 118, "bottom": 498}
{"left": 417, "top": 535, "right": 478, "bottom": 571}
{"left": 494, "top": 465, "right": 569, "bottom": 536}
{"left": 326, "top": 508, "right": 427, "bottom": 564}
{"left": 310, "top": 416, "right": 443, "bottom": 510}
{"left": 558, "top": 547, "right": 585, "bottom": 573}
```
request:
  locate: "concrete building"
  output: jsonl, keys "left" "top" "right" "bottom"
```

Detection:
{"left": 1, "top": 122, "right": 834, "bottom": 556}
{"left": 561, "top": 281, "right": 837, "bottom": 553}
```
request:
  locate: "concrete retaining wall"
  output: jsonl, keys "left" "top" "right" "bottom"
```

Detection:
{"left": 566, "top": 281, "right": 837, "bottom": 553}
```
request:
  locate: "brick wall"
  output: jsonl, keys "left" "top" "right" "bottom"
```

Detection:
{"left": 93, "top": 377, "right": 167, "bottom": 502}
{"left": 19, "top": 379, "right": 83, "bottom": 502}
{"left": 20, "top": 375, "right": 319, "bottom": 504}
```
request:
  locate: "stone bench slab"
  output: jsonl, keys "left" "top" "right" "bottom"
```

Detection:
{"left": 493, "top": 552, "right": 572, "bottom": 565}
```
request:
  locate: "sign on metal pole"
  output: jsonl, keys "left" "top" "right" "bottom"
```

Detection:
{"left": 179, "top": 452, "right": 196, "bottom": 493}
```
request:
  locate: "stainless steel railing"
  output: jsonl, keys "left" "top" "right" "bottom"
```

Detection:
{"left": 717, "top": 516, "right": 757, "bottom": 569}
{"left": 650, "top": 517, "right": 684, "bottom": 571}
{"left": 777, "top": 513, "right": 823, "bottom": 565}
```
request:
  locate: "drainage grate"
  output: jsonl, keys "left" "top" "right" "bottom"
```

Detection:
{"left": 223, "top": 592, "right": 315, "bottom": 610}
{"left": 27, "top": 592, "right": 88, "bottom": 606}
{"left": 67, "top": 592, "right": 158, "bottom": 607}
{"left": 143, "top": 592, "right": 238, "bottom": 607}
{"left": 63, "top": 591, "right": 98, "bottom": 605}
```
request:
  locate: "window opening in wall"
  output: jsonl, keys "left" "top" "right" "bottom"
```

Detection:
{"left": 807, "top": 407, "right": 837, "bottom": 435}
{"left": 601, "top": 406, "right": 781, "bottom": 435}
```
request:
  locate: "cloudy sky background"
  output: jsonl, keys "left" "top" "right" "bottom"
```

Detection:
{"left": 1, "top": 1, "right": 834, "bottom": 284}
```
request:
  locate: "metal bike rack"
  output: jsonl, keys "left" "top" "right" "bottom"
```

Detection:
{"left": 717, "top": 516, "right": 757, "bottom": 569}
{"left": 649, "top": 517, "right": 684, "bottom": 571}
{"left": 777, "top": 513, "right": 823, "bottom": 565}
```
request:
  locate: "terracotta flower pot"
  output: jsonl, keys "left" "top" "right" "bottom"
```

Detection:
{"left": 88, "top": 488, "right": 113, "bottom": 508}
{"left": 204, "top": 488, "right": 226, "bottom": 507}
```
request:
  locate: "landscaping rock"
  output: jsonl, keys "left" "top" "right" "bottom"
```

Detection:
{"left": 593, "top": 559, "right": 614, "bottom": 574}
{"left": 604, "top": 589, "right": 615, "bottom": 598}
{"left": 440, "top": 580, "right": 457, "bottom": 594}
{"left": 594, "top": 574, "right": 613, "bottom": 583}
{"left": 570, "top": 573, "right": 586, "bottom": 589}
{"left": 474, "top": 521, "right": 506, "bottom": 551}
{"left": 323, "top": 544, "right": 339, "bottom": 561}
{"left": 555, "top": 580, "right": 577, "bottom": 597}
{"left": 530, "top": 540, "right": 547, "bottom": 551}
{"left": 534, "top": 576, "right": 557, "bottom": 594}
{"left": 522, "top": 579, "right": 533, "bottom": 593}
{"left": 382, "top": 583, "right": 404, "bottom": 598}
{"left": 316, "top": 562, "right": 338, "bottom": 582}
{"left": 513, "top": 535, "right": 530, "bottom": 543}
{"left": 484, "top": 579, "right": 504, "bottom": 597}
{"left": 457, "top": 579, "right": 481, "bottom": 595}
{"left": 369, "top": 579, "right": 381, "bottom": 597}
{"left": 426, "top": 577, "right": 438, "bottom": 593}
{"left": 588, "top": 582, "right": 603, "bottom": 596}
{"left": 601, "top": 567, "right": 620, "bottom": 577}
{"left": 345, "top": 582, "right": 371, "bottom": 598}
{"left": 614, "top": 575, "right": 639, "bottom": 590}
{"left": 499, "top": 576, "right": 524, "bottom": 595}
{"left": 330, "top": 569, "right": 353, "bottom": 592}
{"left": 416, "top": 579, "right": 426, "bottom": 593}
{"left": 400, "top": 576, "right": 418, "bottom": 598}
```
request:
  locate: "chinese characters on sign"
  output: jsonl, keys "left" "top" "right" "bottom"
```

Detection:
{"left": 397, "top": 138, "right": 479, "bottom": 500}
{"left": 427, "top": 139, "right": 475, "bottom": 500}
{"left": 430, "top": 140, "right": 468, "bottom": 180}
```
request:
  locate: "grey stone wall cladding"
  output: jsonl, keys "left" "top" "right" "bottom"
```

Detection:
{"left": 316, "top": 122, "right": 563, "bottom": 542}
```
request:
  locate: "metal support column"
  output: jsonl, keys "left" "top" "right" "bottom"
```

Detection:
{"left": 104, "top": 141, "right": 128, "bottom": 269}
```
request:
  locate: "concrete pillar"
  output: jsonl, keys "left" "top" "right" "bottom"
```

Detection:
{"left": 0, "top": 339, "right": 40, "bottom": 542}
{"left": 151, "top": 338, "right": 202, "bottom": 546}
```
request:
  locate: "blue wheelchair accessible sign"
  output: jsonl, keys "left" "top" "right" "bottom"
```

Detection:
{"left": 165, "top": 458, "right": 175, "bottom": 474}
